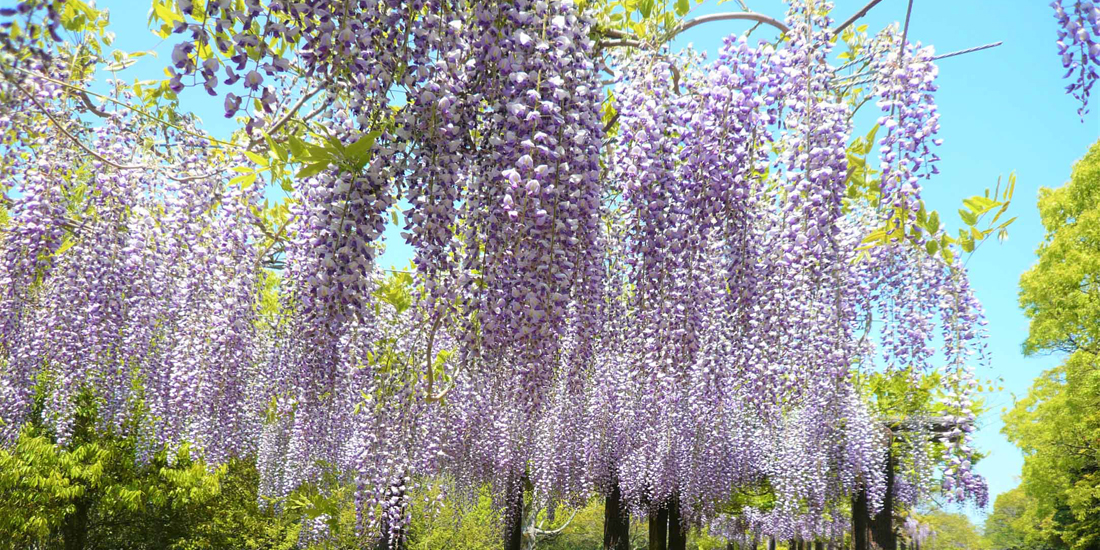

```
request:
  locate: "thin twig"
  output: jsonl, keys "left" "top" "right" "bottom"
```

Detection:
{"left": 931, "top": 41, "right": 1002, "bottom": 61}
{"left": 829, "top": 41, "right": 1004, "bottom": 88}
{"left": 5, "top": 64, "right": 241, "bottom": 150}
{"left": 675, "top": 11, "right": 790, "bottom": 37}
{"left": 76, "top": 90, "right": 110, "bottom": 117}
{"left": 599, "top": 11, "right": 790, "bottom": 49}
{"left": 602, "top": 111, "right": 620, "bottom": 134}
{"left": 830, "top": 0, "right": 886, "bottom": 37}
{"left": 8, "top": 75, "right": 226, "bottom": 183}
{"left": 10, "top": 78, "right": 144, "bottom": 171}
{"left": 900, "top": 0, "right": 915, "bottom": 55}
{"left": 247, "top": 85, "right": 323, "bottom": 150}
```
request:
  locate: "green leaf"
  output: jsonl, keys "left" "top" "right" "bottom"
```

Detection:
{"left": 960, "top": 235, "right": 975, "bottom": 253}
{"left": 996, "top": 216, "right": 1018, "bottom": 230}
{"left": 54, "top": 237, "right": 76, "bottom": 257}
{"left": 675, "top": 0, "right": 690, "bottom": 16}
{"left": 926, "top": 211, "right": 941, "bottom": 234}
{"left": 244, "top": 151, "right": 268, "bottom": 167}
{"left": 963, "top": 195, "right": 1000, "bottom": 215}
{"left": 153, "top": 1, "right": 183, "bottom": 25}
{"left": 296, "top": 161, "right": 329, "bottom": 180}
{"left": 287, "top": 135, "right": 307, "bottom": 158}
{"left": 229, "top": 172, "right": 258, "bottom": 188}
{"left": 264, "top": 134, "right": 288, "bottom": 162}
{"left": 345, "top": 130, "right": 382, "bottom": 170}
{"left": 959, "top": 208, "right": 978, "bottom": 226}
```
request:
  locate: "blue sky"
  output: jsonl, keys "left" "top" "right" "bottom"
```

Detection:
{"left": 16, "top": 0, "right": 1096, "bottom": 527}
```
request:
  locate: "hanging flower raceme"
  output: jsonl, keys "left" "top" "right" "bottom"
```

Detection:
{"left": 1052, "top": 0, "right": 1100, "bottom": 116}
{"left": 871, "top": 32, "right": 942, "bottom": 225}
{"left": 0, "top": 70, "right": 266, "bottom": 460}
{"left": 0, "top": 0, "right": 1001, "bottom": 543}
{"left": 431, "top": 0, "right": 606, "bottom": 508}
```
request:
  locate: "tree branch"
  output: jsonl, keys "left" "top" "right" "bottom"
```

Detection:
{"left": 675, "top": 12, "right": 790, "bottom": 37}
{"left": 4, "top": 64, "right": 240, "bottom": 149}
{"left": 830, "top": 0, "right": 886, "bottom": 37}
{"left": 535, "top": 508, "right": 579, "bottom": 537}
{"left": 9, "top": 77, "right": 144, "bottom": 171}
{"left": 8, "top": 75, "right": 233, "bottom": 184}
{"left": 247, "top": 85, "right": 323, "bottom": 151}
{"left": 600, "top": 11, "right": 790, "bottom": 49}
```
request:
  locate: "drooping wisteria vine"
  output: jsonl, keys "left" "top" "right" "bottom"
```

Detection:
{"left": 1052, "top": 0, "right": 1100, "bottom": 116}
{"left": 0, "top": 0, "right": 999, "bottom": 546}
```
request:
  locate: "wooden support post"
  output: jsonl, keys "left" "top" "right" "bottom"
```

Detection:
{"left": 668, "top": 496, "right": 687, "bottom": 550}
{"left": 852, "top": 489, "right": 869, "bottom": 550}
{"left": 603, "top": 482, "right": 631, "bottom": 550}
{"left": 649, "top": 505, "right": 669, "bottom": 550}
{"left": 870, "top": 447, "right": 898, "bottom": 550}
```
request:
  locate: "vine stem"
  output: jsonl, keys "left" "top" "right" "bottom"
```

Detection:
{"left": 7, "top": 74, "right": 227, "bottom": 183}
{"left": 4, "top": 64, "right": 241, "bottom": 150}
{"left": 831, "top": 0, "right": 886, "bottom": 37}
{"left": 246, "top": 84, "right": 323, "bottom": 151}
{"left": 599, "top": 11, "right": 790, "bottom": 49}
{"left": 9, "top": 77, "right": 144, "bottom": 171}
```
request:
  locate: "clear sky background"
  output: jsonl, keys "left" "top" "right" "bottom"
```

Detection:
{"left": 13, "top": 0, "right": 1098, "bottom": 527}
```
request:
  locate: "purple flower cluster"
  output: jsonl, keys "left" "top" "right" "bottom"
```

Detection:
{"left": 872, "top": 34, "right": 942, "bottom": 224}
{"left": 0, "top": 0, "right": 995, "bottom": 543}
{"left": 1052, "top": 0, "right": 1100, "bottom": 116}
{"left": 0, "top": 70, "right": 266, "bottom": 462}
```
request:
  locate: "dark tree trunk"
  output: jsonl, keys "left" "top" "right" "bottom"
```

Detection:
{"left": 769, "top": 536, "right": 776, "bottom": 550}
{"left": 870, "top": 448, "right": 897, "bottom": 550}
{"left": 852, "top": 489, "right": 869, "bottom": 550}
{"left": 815, "top": 540, "right": 825, "bottom": 550}
{"left": 604, "top": 482, "right": 631, "bottom": 550}
{"left": 62, "top": 496, "right": 90, "bottom": 550}
{"left": 504, "top": 476, "right": 524, "bottom": 550}
{"left": 648, "top": 505, "right": 668, "bottom": 550}
{"left": 667, "top": 496, "right": 687, "bottom": 550}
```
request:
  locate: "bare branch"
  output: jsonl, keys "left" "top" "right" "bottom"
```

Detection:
{"left": 830, "top": 0, "right": 886, "bottom": 37}
{"left": 4, "top": 64, "right": 241, "bottom": 150}
{"left": 248, "top": 85, "right": 324, "bottom": 151}
{"left": 535, "top": 508, "right": 579, "bottom": 537}
{"left": 899, "top": 0, "right": 915, "bottom": 56}
{"left": 600, "top": 11, "right": 790, "bottom": 49}
{"left": 931, "top": 41, "right": 1003, "bottom": 61}
{"left": 602, "top": 111, "right": 620, "bottom": 134}
{"left": 7, "top": 75, "right": 231, "bottom": 184}
{"left": 76, "top": 90, "right": 110, "bottom": 117}
{"left": 9, "top": 77, "right": 144, "bottom": 171}
{"left": 675, "top": 12, "right": 790, "bottom": 37}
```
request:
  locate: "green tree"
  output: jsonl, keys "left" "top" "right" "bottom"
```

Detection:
{"left": 1002, "top": 139, "right": 1100, "bottom": 550}
{"left": 0, "top": 395, "right": 305, "bottom": 550}
{"left": 916, "top": 510, "right": 986, "bottom": 550}
{"left": 983, "top": 487, "right": 1047, "bottom": 550}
